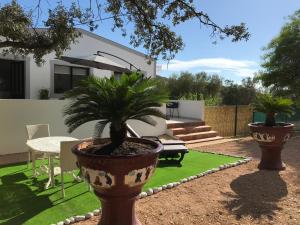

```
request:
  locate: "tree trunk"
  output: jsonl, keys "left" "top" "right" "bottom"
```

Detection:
{"left": 265, "top": 112, "right": 276, "bottom": 127}
{"left": 110, "top": 122, "right": 127, "bottom": 147}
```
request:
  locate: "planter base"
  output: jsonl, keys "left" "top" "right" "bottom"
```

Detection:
{"left": 96, "top": 192, "right": 141, "bottom": 225}
{"left": 258, "top": 147, "right": 286, "bottom": 171}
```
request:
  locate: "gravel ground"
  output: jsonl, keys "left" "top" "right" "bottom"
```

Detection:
{"left": 75, "top": 136, "right": 300, "bottom": 225}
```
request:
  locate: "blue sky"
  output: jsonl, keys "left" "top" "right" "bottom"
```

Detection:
{"left": 3, "top": 0, "right": 300, "bottom": 82}
{"left": 156, "top": 0, "right": 300, "bottom": 82}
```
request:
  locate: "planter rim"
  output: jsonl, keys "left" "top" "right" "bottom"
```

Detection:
{"left": 248, "top": 122, "right": 294, "bottom": 128}
{"left": 72, "top": 137, "right": 163, "bottom": 159}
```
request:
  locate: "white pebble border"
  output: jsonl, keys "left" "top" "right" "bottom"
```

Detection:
{"left": 51, "top": 153, "right": 252, "bottom": 225}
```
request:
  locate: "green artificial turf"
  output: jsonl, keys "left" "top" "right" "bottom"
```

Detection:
{"left": 0, "top": 151, "right": 242, "bottom": 225}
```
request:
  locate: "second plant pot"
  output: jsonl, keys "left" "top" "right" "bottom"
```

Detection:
{"left": 248, "top": 122, "right": 294, "bottom": 170}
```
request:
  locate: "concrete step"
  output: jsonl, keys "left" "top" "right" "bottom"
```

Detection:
{"left": 171, "top": 125, "right": 212, "bottom": 135}
{"left": 176, "top": 130, "right": 218, "bottom": 141}
{"left": 185, "top": 136, "right": 224, "bottom": 144}
{"left": 167, "top": 121, "right": 205, "bottom": 129}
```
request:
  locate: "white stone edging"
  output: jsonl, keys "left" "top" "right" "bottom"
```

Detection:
{"left": 51, "top": 153, "right": 252, "bottom": 225}
{"left": 138, "top": 155, "right": 252, "bottom": 199}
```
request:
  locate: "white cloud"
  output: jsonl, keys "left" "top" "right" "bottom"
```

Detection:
{"left": 161, "top": 58, "right": 258, "bottom": 77}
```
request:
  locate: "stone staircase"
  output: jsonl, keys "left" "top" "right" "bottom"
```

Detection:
{"left": 167, "top": 120, "right": 223, "bottom": 144}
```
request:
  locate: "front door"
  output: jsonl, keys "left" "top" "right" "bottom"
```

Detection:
{"left": 0, "top": 59, "right": 25, "bottom": 99}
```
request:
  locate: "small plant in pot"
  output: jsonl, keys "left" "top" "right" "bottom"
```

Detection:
{"left": 249, "top": 94, "right": 294, "bottom": 170}
{"left": 39, "top": 88, "right": 49, "bottom": 100}
{"left": 64, "top": 72, "right": 168, "bottom": 225}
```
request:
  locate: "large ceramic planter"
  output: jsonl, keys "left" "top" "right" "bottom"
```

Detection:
{"left": 248, "top": 122, "right": 294, "bottom": 170}
{"left": 72, "top": 137, "right": 162, "bottom": 225}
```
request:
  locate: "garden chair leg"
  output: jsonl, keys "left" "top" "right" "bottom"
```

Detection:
{"left": 27, "top": 149, "right": 31, "bottom": 168}
{"left": 32, "top": 151, "right": 37, "bottom": 177}
{"left": 61, "top": 172, "right": 65, "bottom": 198}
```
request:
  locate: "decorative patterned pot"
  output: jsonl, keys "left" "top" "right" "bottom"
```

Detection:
{"left": 72, "top": 137, "right": 162, "bottom": 225}
{"left": 248, "top": 123, "right": 294, "bottom": 170}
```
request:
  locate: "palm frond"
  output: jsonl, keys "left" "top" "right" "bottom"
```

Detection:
{"left": 93, "top": 120, "right": 109, "bottom": 138}
{"left": 63, "top": 72, "right": 169, "bottom": 147}
{"left": 252, "top": 94, "right": 294, "bottom": 116}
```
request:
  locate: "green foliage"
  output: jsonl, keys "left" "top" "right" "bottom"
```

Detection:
{"left": 179, "top": 93, "right": 221, "bottom": 106}
{"left": 63, "top": 73, "right": 168, "bottom": 150}
{"left": 39, "top": 89, "right": 49, "bottom": 100}
{"left": 0, "top": 1, "right": 81, "bottom": 65}
{"left": 164, "top": 72, "right": 258, "bottom": 106}
{"left": 0, "top": 1, "right": 250, "bottom": 64}
{"left": 259, "top": 9, "right": 300, "bottom": 102}
{"left": 167, "top": 72, "right": 223, "bottom": 100}
{"left": 180, "top": 93, "right": 204, "bottom": 101}
{"left": 204, "top": 96, "right": 222, "bottom": 106}
{"left": 252, "top": 94, "right": 294, "bottom": 126}
{"left": 221, "top": 78, "right": 257, "bottom": 105}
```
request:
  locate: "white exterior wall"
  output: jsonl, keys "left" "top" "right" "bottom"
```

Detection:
{"left": 0, "top": 100, "right": 166, "bottom": 155}
{"left": 1, "top": 29, "right": 155, "bottom": 99}
{"left": 169, "top": 100, "right": 205, "bottom": 121}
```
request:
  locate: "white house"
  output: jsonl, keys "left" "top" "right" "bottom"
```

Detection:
{"left": 0, "top": 28, "right": 156, "bottom": 99}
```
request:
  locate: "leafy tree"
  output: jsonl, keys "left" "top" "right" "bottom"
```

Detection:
{"left": 259, "top": 10, "right": 300, "bottom": 101}
{"left": 176, "top": 72, "right": 195, "bottom": 98}
{"left": 0, "top": 0, "right": 250, "bottom": 64}
{"left": 64, "top": 73, "right": 168, "bottom": 153}
{"left": 166, "top": 74, "right": 178, "bottom": 99}
{"left": 221, "top": 80, "right": 238, "bottom": 105}
{"left": 193, "top": 72, "right": 208, "bottom": 98}
{"left": 205, "top": 74, "right": 223, "bottom": 98}
{"left": 221, "top": 77, "right": 257, "bottom": 105}
{"left": 166, "top": 71, "right": 223, "bottom": 100}
{"left": 167, "top": 72, "right": 193, "bottom": 99}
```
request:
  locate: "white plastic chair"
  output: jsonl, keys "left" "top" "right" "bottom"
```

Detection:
{"left": 26, "top": 124, "right": 50, "bottom": 175}
{"left": 60, "top": 140, "right": 82, "bottom": 198}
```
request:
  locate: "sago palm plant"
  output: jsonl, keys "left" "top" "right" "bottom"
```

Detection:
{"left": 63, "top": 72, "right": 168, "bottom": 153}
{"left": 252, "top": 94, "right": 294, "bottom": 126}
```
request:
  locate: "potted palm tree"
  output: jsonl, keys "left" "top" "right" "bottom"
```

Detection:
{"left": 249, "top": 94, "right": 294, "bottom": 170}
{"left": 64, "top": 73, "right": 168, "bottom": 225}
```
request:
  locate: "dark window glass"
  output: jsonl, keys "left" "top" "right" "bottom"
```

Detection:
{"left": 0, "top": 59, "right": 25, "bottom": 99}
{"left": 54, "top": 65, "right": 89, "bottom": 93}
{"left": 72, "top": 75, "right": 86, "bottom": 87}
{"left": 0, "top": 60, "right": 11, "bottom": 98}
{"left": 72, "top": 67, "right": 88, "bottom": 87}
{"left": 54, "top": 74, "right": 72, "bottom": 93}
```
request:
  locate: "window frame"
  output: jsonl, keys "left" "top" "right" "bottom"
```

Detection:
{"left": 53, "top": 65, "right": 90, "bottom": 95}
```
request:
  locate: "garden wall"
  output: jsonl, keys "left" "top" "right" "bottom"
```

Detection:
{"left": 205, "top": 105, "right": 253, "bottom": 137}
{"left": 0, "top": 100, "right": 166, "bottom": 156}
{"left": 169, "top": 100, "right": 205, "bottom": 120}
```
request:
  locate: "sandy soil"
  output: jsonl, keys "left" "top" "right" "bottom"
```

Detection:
{"left": 75, "top": 136, "right": 300, "bottom": 225}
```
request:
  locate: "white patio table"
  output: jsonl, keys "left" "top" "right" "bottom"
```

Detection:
{"left": 26, "top": 136, "right": 78, "bottom": 189}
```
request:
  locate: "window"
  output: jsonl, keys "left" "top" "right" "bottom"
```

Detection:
{"left": 54, "top": 65, "right": 89, "bottom": 94}
{"left": 0, "top": 59, "right": 25, "bottom": 99}
{"left": 114, "top": 72, "right": 123, "bottom": 80}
